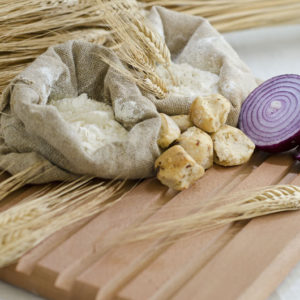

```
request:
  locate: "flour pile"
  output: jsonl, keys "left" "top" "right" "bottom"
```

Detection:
{"left": 50, "top": 94, "right": 128, "bottom": 155}
{"left": 157, "top": 63, "right": 219, "bottom": 98}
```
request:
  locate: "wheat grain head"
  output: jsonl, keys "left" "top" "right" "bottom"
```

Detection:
{"left": 106, "top": 184, "right": 300, "bottom": 246}
{"left": 131, "top": 18, "right": 171, "bottom": 66}
{"left": 98, "top": 0, "right": 171, "bottom": 98}
{"left": 141, "top": 73, "right": 168, "bottom": 99}
{"left": 0, "top": 178, "right": 127, "bottom": 268}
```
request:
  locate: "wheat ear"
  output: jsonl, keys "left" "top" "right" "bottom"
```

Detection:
{"left": 129, "top": 8, "right": 174, "bottom": 92}
{"left": 0, "top": 206, "right": 47, "bottom": 231}
{"left": 141, "top": 73, "right": 168, "bottom": 99}
{"left": 132, "top": 18, "right": 171, "bottom": 66}
{"left": 98, "top": 1, "right": 170, "bottom": 98}
{"left": 132, "top": 18, "right": 178, "bottom": 86}
{"left": 0, "top": 179, "right": 128, "bottom": 268}
{"left": 117, "top": 44, "right": 156, "bottom": 73}
{"left": 107, "top": 185, "right": 300, "bottom": 246}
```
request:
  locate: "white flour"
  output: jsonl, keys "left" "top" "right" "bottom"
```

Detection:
{"left": 50, "top": 94, "right": 128, "bottom": 155}
{"left": 157, "top": 62, "right": 219, "bottom": 98}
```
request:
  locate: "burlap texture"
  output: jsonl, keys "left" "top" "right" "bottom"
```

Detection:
{"left": 0, "top": 7, "right": 257, "bottom": 183}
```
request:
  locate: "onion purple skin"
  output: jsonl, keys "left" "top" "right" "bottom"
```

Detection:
{"left": 255, "top": 136, "right": 299, "bottom": 153}
{"left": 295, "top": 147, "right": 300, "bottom": 161}
{"left": 239, "top": 74, "right": 300, "bottom": 153}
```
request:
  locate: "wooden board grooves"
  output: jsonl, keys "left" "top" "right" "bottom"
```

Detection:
{"left": 113, "top": 154, "right": 294, "bottom": 300}
{"left": 0, "top": 152, "right": 299, "bottom": 300}
{"left": 34, "top": 179, "right": 169, "bottom": 290}
{"left": 150, "top": 221, "right": 248, "bottom": 300}
{"left": 72, "top": 163, "right": 250, "bottom": 299}
{"left": 173, "top": 210, "right": 300, "bottom": 300}
{"left": 16, "top": 218, "right": 93, "bottom": 275}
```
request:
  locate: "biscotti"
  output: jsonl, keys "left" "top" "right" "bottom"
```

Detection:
{"left": 190, "top": 94, "right": 231, "bottom": 133}
{"left": 158, "top": 113, "right": 181, "bottom": 148}
{"left": 212, "top": 125, "right": 255, "bottom": 166}
{"left": 155, "top": 145, "right": 205, "bottom": 191}
{"left": 170, "top": 115, "right": 193, "bottom": 132}
{"left": 177, "top": 127, "right": 213, "bottom": 169}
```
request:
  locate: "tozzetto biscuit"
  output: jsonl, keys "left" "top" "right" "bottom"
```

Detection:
{"left": 158, "top": 113, "right": 181, "bottom": 148}
{"left": 190, "top": 94, "right": 231, "bottom": 133}
{"left": 155, "top": 145, "right": 204, "bottom": 190}
{"left": 212, "top": 125, "right": 255, "bottom": 166}
{"left": 177, "top": 127, "right": 213, "bottom": 169}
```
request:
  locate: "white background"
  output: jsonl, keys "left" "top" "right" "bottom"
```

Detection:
{"left": 0, "top": 24, "right": 300, "bottom": 300}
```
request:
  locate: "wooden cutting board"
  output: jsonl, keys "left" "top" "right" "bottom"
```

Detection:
{"left": 0, "top": 151, "right": 300, "bottom": 300}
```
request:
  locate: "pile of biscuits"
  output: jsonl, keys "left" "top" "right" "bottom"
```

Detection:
{"left": 155, "top": 94, "right": 255, "bottom": 190}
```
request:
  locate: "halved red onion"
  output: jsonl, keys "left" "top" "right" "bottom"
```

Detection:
{"left": 239, "top": 74, "right": 300, "bottom": 152}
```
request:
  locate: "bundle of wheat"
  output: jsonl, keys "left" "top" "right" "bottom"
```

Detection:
{"left": 1, "top": 0, "right": 300, "bottom": 94}
{"left": 0, "top": 0, "right": 128, "bottom": 93}
{"left": 140, "top": 0, "right": 300, "bottom": 32}
{"left": 0, "top": 169, "right": 129, "bottom": 268}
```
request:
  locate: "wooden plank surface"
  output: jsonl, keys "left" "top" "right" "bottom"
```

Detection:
{"left": 115, "top": 154, "right": 294, "bottom": 300}
{"left": 0, "top": 152, "right": 299, "bottom": 300}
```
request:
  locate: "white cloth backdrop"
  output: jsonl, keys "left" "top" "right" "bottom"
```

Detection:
{"left": 0, "top": 24, "right": 300, "bottom": 300}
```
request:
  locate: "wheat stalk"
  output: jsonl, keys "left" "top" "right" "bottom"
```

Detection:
{"left": 97, "top": 0, "right": 172, "bottom": 98}
{"left": 0, "top": 0, "right": 122, "bottom": 94}
{"left": 0, "top": 177, "right": 129, "bottom": 268}
{"left": 122, "top": 2, "right": 178, "bottom": 86}
{"left": 0, "top": 162, "right": 52, "bottom": 202}
{"left": 140, "top": 0, "right": 300, "bottom": 32}
{"left": 105, "top": 185, "right": 300, "bottom": 246}
{"left": 0, "top": 177, "right": 92, "bottom": 231}
{"left": 0, "top": 29, "right": 109, "bottom": 92}
{"left": 1, "top": 0, "right": 300, "bottom": 95}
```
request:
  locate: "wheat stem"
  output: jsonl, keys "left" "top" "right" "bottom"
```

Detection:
{"left": 108, "top": 185, "right": 300, "bottom": 246}
{"left": 0, "top": 178, "right": 127, "bottom": 268}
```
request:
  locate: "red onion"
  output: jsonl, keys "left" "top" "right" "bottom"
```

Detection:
{"left": 239, "top": 74, "right": 300, "bottom": 152}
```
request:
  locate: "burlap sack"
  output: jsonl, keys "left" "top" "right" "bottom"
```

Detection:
{"left": 0, "top": 6, "right": 257, "bottom": 183}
